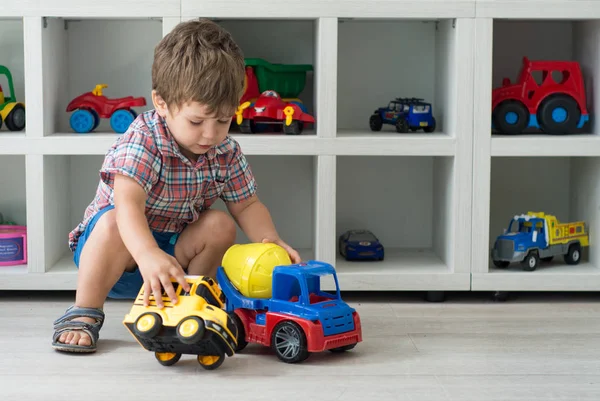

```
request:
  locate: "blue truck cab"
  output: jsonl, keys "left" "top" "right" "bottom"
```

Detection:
{"left": 369, "top": 97, "right": 436, "bottom": 133}
{"left": 216, "top": 261, "right": 356, "bottom": 335}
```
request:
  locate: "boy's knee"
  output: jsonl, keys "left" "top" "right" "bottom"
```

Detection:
{"left": 204, "top": 210, "right": 236, "bottom": 246}
{"left": 94, "top": 210, "right": 124, "bottom": 246}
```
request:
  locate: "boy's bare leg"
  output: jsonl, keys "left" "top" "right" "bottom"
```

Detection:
{"left": 56, "top": 209, "right": 136, "bottom": 347}
{"left": 174, "top": 209, "right": 236, "bottom": 277}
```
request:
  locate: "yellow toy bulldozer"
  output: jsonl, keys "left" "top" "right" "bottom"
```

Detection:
{"left": 0, "top": 65, "right": 25, "bottom": 131}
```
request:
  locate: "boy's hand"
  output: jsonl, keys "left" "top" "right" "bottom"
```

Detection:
{"left": 137, "top": 248, "right": 191, "bottom": 308}
{"left": 262, "top": 238, "right": 301, "bottom": 264}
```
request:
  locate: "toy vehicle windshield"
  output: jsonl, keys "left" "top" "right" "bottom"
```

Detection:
{"left": 262, "top": 90, "right": 279, "bottom": 98}
{"left": 348, "top": 232, "right": 377, "bottom": 242}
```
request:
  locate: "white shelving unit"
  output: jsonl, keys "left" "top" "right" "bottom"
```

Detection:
{"left": 1, "top": 0, "right": 599, "bottom": 294}
{"left": 472, "top": 17, "right": 600, "bottom": 291}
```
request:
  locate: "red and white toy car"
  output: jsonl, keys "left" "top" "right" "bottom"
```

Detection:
{"left": 235, "top": 90, "right": 314, "bottom": 135}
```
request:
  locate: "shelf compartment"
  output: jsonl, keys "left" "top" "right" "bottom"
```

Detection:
{"left": 206, "top": 19, "right": 316, "bottom": 137}
{"left": 0, "top": 155, "right": 28, "bottom": 274}
{"left": 472, "top": 156, "right": 600, "bottom": 291}
{"left": 490, "top": 20, "right": 600, "bottom": 142}
{"left": 41, "top": 18, "right": 162, "bottom": 137}
{"left": 335, "top": 155, "right": 470, "bottom": 290}
{"left": 337, "top": 19, "right": 462, "bottom": 139}
{"left": 42, "top": 155, "right": 102, "bottom": 274}
{"left": 0, "top": 18, "right": 26, "bottom": 136}
{"left": 211, "top": 155, "right": 316, "bottom": 261}
{"left": 44, "top": 154, "right": 316, "bottom": 277}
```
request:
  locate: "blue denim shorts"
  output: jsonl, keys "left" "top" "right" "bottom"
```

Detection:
{"left": 73, "top": 205, "right": 180, "bottom": 299}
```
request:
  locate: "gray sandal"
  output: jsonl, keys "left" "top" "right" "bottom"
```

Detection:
{"left": 52, "top": 305, "right": 105, "bottom": 353}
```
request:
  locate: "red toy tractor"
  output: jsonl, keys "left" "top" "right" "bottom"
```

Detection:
{"left": 66, "top": 84, "right": 147, "bottom": 134}
{"left": 491, "top": 57, "right": 589, "bottom": 135}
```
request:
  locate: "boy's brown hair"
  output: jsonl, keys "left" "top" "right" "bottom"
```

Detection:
{"left": 152, "top": 18, "right": 245, "bottom": 117}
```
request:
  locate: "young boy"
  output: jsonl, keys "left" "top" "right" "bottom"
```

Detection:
{"left": 51, "top": 18, "right": 301, "bottom": 353}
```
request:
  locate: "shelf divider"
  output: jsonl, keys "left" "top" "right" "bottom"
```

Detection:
{"left": 23, "top": 16, "right": 43, "bottom": 138}
{"left": 315, "top": 17, "right": 337, "bottom": 139}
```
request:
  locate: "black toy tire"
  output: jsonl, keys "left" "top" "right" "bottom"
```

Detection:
{"left": 521, "top": 251, "right": 539, "bottom": 271}
{"left": 197, "top": 351, "right": 225, "bottom": 370}
{"left": 155, "top": 352, "right": 181, "bottom": 366}
{"left": 134, "top": 312, "right": 162, "bottom": 338}
{"left": 283, "top": 120, "right": 302, "bottom": 135}
{"left": 537, "top": 94, "right": 580, "bottom": 135}
{"left": 369, "top": 114, "right": 383, "bottom": 131}
{"left": 176, "top": 316, "right": 205, "bottom": 344}
{"left": 329, "top": 343, "right": 357, "bottom": 353}
{"left": 5, "top": 104, "right": 25, "bottom": 131}
{"left": 239, "top": 119, "right": 254, "bottom": 133}
{"left": 395, "top": 119, "right": 409, "bottom": 133}
{"left": 493, "top": 101, "right": 529, "bottom": 134}
{"left": 564, "top": 243, "right": 582, "bottom": 265}
{"left": 230, "top": 312, "right": 248, "bottom": 352}
{"left": 423, "top": 117, "right": 436, "bottom": 133}
{"left": 271, "top": 321, "right": 309, "bottom": 363}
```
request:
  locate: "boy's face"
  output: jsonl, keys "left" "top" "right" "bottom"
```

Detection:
{"left": 152, "top": 91, "right": 233, "bottom": 159}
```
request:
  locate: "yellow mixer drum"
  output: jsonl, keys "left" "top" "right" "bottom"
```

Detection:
{"left": 221, "top": 243, "right": 292, "bottom": 299}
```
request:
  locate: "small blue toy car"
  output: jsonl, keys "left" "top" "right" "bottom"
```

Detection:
{"left": 369, "top": 97, "right": 436, "bottom": 133}
{"left": 339, "top": 229, "right": 384, "bottom": 261}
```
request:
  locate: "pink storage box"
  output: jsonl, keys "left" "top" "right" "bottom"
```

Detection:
{"left": 0, "top": 225, "right": 27, "bottom": 266}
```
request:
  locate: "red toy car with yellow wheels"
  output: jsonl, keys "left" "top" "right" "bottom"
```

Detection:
{"left": 67, "top": 84, "right": 146, "bottom": 134}
{"left": 235, "top": 90, "right": 314, "bottom": 135}
{"left": 492, "top": 57, "right": 589, "bottom": 135}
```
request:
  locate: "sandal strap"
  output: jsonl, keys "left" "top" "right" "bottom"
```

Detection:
{"left": 53, "top": 305, "right": 105, "bottom": 329}
{"left": 52, "top": 321, "right": 100, "bottom": 346}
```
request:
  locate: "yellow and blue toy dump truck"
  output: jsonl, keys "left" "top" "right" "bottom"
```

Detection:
{"left": 491, "top": 211, "right": 589, "bottom": 271}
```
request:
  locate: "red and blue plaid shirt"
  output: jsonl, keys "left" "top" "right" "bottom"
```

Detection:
{"left": 68, "top": 110, "right": 257, "bottom": 252}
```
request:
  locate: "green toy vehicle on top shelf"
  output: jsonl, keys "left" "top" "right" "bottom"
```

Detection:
{"left": 0, "top": 65, "right": 25, "bottom": 132}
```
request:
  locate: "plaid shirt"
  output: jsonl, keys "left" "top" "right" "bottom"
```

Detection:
{"left": 68, "top": 110, "right": 257, "bottom": 252}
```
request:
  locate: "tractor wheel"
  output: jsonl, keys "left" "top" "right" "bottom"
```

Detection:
{"left": 537, "top": 94, "right": 580, "bottom": 134}
{"left": 493, "top": 101, "right": 529, "bottom": 134}
{"left": 5, "top": 105, "right": 25, "bottom": 131}
{"left": 369, "top": 114, "right": 383, "bottom": 131}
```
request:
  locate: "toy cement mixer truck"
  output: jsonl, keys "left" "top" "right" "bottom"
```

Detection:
{"left": 216, "top": 243, "right": 362, "bottom": 364}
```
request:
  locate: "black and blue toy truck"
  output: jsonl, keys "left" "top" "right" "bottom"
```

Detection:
{"left": 369, "top": 97, "right": 436, "bottom": 133}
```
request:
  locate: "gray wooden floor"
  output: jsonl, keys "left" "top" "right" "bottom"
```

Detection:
{"left": 1, "top": 291, "right": 599, "bottom": 400}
